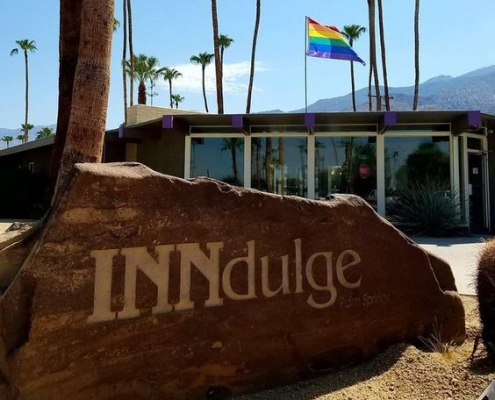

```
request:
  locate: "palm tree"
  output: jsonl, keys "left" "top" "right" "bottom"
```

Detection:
{"left": 190, "top": 52, "right": 214, "bottom": 113}
{"left": 54, "top": 0, "right": 114, "bottom": 194}
{"left": 221, "top": 138, "right": 243, "bottom": 184}
{"left": 211, "top": 0, "right": 224, "bottom": 114}
{"left": 219, "top": 34, "right": 234, "bottom": 91}
{"left": 36, "top": 127, "right": 54, "bottom": 139}
{"left": 162, "top": 68, "right": 182, "bottom": 108}
{"left": 51, "top": 0, "right": 82, "bottom": 194}
{"left": 246, "top": 0, "right": 261, "bottom": 113}
{"left": 125, "top": 54, "right": 161, "bottom": 105}
{"left": 20, "top": 123, "right": 34, "bottom": 143}
{"left": 10, "top": 39, "right": 37, "bottom": 143}
{"left": 16, "top": 134, "right": 24, "bottom": 144}
{"left": 122, "top": 0, "right": 128, "bottom": 123}
{"left": 366, "top": 0, "right": 381, "bottom": 111}
{"left": 377, "top": 0, "right": 390, "bottom": 111}
{"left": 342, "top": 25, "right": 366, "bottom": 112}
{"left": 171, "top": 94, "right": 184, "bottom": 109}
{"left": 127, "top": 0, "right": 134, "bottom": 107}
{"left": 2, "top": 136, "right": 13, "bottom": 148}
{"left": 413, "top": 0, "right": 420, "bottom": 110}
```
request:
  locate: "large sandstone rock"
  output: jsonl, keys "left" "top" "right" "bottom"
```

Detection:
{"left": 0, "top": 163, "right": 465, "bottom": 400}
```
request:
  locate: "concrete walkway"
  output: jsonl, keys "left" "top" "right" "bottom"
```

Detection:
{"left": 414, "top": 235, "right": 492, "bottom": 295}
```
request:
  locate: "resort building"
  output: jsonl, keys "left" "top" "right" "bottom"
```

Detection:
{"left": 1, "top": 105, "right": 494, "bottom": 233}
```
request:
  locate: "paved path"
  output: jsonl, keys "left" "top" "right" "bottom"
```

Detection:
{"left": 414, "top": 236, "right": 492, "bottom": 296}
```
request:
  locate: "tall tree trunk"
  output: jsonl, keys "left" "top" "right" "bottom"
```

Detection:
{"left": 350, "top": 61, "right": 356, "bottom": 111}
{"left": 54, "top": 0, "right": 115, "bottom": 195}
{"left": 368, "top": 61, "right": 372, "bottom": 111}
{"left": 377, "top": 0, "right": 390, "bottom": 111}
{"left": 265, "top": 138, "right": 272, "bottom": 191}
{"left": 138, "top": 81, "right": 146, "bottom": 105}
{"left": 23, "top": 51, "right": 29, "bottom": 142}
{"left": 169, "top": 79, "right": 173, "bottom": 108}
{"left": 50, "top": 0, "right": 82, "bottom": 195}
{"left": 127, "top": 0, "right": 134, "bottom": 106}
{"left": 246, "top": 0, "right": 261, "bottom": 114}
{"left": 349, "top": 38, "right": 357, "bottom": 112}
{"left": 202, "top": 65, "right": 209, "bottom": 113}
{"left": 211, "top": 0, "right": 224, "bottom": 114}
{"left": 413, "top": 0, "right": 420, "bottom": 111}
{"left": 368, "top": 0, "right": 381, "bottom": 111}
{"left": 122, "top": 0, "right": 128, "bottom": 124}
{"left": 231, "top": 147, "right": 238, "bottom": 183}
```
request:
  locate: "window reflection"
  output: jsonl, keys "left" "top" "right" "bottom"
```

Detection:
{"left": 191, "top": 137, "right": 244, "bottom": 186}
{"left": 385, "top": 136, "right": 450, "bottom": 199}
{"left": 315, "top": 137, "right": 377, "bottom": 207}
{"left": 251, "top": 137, "right": 307, "bottom": 197}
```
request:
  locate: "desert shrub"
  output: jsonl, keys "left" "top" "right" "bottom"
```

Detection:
{"left": 387, "top": 180, "right": 461, "bottom": 237}
{"left": 477, "top": 240, "right": 495, "bottom": 358}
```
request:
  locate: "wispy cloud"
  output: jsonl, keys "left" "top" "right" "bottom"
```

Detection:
{"left": 158, "top": 61, "right": 267, "bottom": 95}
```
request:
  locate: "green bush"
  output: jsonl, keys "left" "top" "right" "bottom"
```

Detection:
{"left": 387, "top": 180, "right": 461, "bottom": 237}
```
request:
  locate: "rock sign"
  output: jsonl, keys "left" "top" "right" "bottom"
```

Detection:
{"left": 0, "top": 163, "right": 465, "bottom": 400}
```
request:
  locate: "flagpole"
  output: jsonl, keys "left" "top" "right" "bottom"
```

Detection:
{"left": 304, "top": 16, "right": 308, "bottom": 113}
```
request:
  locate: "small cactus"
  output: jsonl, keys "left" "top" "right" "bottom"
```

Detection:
{"left": 477, "top": 240, "right": 495, "bottom": 358}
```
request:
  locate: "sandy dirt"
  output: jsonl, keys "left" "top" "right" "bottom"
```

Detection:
{"left": 239, "top": 296, "right": 494, "bottom": 400}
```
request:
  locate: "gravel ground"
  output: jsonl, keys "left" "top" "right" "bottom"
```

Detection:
{"left": 238, "top": 296, "right": 494, "bottom": 400}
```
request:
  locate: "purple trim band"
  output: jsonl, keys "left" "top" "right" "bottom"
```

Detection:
{"left": 232, "top": 114, "right": 243, "bottom": 128}
{"left": 467, "top": 111, "right": 481, "bottom": 127}
{"left": 162, "top": 115, "right": 174, "bottom": 129}
{"left": 305, "top": 113, "right": 316, "bottom": 129}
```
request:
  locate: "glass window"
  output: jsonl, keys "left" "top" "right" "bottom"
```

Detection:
{"left": 251, "top": 137, "right": 307, "bottom": 197}
{"left": 467, "top": 137, "right": 482, "bottom": 150}
{"left": 315, "top": 137, "right": 377, "bottom": 208}
{"left": 385, "top": 136, "right": 450, "bottom": 200}
{"left": 190, "top": 137, "right": 244, "bottom": 186}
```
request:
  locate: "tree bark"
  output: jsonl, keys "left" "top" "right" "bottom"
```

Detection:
{"left": 377, "top": 0, "right": 390, "bottom": 111}
{"left": 23, "top": 50, "right": 29, "bottom": 143}
{"left": 169, "top": 79, "right": 173, "bottom": 108}
{"left": 246, "top": 0, "right": 261, "bottom": 114}
{"left": 202, "top": 65, "right": 209, "bottom": 113}
{"left": 50, "top": 0, "right": 82, "bottom": 195}
{"left": 122, "top": 0, "right": 128, "bottom": 124}
{"left": 127, "top": 0, "right": 134, "bottom": 106}
{"left": 413, "top": 0, "right": 420, "bottom": 111}
{"left": 138, "top": 81, "right": 146, "bottom": 105}
{"left": 211, "top": 0, "right": 223, "bottom": 114}
{"left": 54, "top": 0, "right": 115, "bottom": 195}
{"left": 368, "top": 0, "right": 381, "bottom": 111}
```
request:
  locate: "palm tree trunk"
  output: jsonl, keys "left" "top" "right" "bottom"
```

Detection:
{"left": 202, "top": 65, "right": 209, "bottom": 113}
{"left": 54, "top": 0, "right": 115, "bottom": 195}
{"left": 138, "top": 81, "right": 146, "bottom": 105}
{"left": 231, "top": 147, "right": 238, "bottom": 183}
{"left": 24, "top": 51, "right": 29, "bottom": 143}
{"left": 349, "top": 38, "right": 357, "bottom": 112}
{"left": 368, "top": 0, "right": 381, "bottom": 111}
{"left": 169, "top": 80, "right": 173, "bottom": 108}
{"left": 246, "top": 0, "right": 261, "bottom": 114}
{"left": 368, "top": 62, "right": 372, "bottom": 111}
{"left": 122, "top": 0, "right": 128, "bottom": 123}
{"left": 377, "top": 0, "right": 390, "bottom": 111}
{"left": 413, "top": 0, "right": 420, "bottom": 111}
{"left": 211, "top": 0, "right": 224, "bottom": 114}
{"left": 51, "top": 0, "right": 82, "bottom": 194}
{"left": 127, "top": 0, "right": 134, "bottom": 106}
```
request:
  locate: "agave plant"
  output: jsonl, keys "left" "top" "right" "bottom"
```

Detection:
{"left": 387, "top": 179, "right": 461, "bottom": 237}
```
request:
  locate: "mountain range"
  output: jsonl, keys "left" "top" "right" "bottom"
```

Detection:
{"left": 0, "top": 124, "right": 56, "bottom": 149}
{"left": 294, "top": 65, "right": 495, "bottom": 113}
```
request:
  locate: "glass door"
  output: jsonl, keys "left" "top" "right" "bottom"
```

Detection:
{"left": 467, "top": 152, "right": 486, "bottom": 232}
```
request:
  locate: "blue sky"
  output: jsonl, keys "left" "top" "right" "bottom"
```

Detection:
{"left": 0, "top": 0, "right": 494, "bottom": 130}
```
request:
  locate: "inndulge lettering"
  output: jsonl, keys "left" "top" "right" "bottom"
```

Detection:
{"left": 87, "top": 239, "right": 362, "bottom": 323}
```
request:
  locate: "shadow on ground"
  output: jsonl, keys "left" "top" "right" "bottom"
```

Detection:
{"left": 235, "top": 344, "right": 407, "bottom": 400}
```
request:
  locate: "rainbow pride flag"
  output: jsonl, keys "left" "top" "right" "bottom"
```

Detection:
{"left": 306, "top": 17, "right": 366, "bottom": 65}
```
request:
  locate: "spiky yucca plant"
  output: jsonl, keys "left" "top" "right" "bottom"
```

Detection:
{"left": 387, "top": 180, "right": 461, "bottom": 236}
{"left": 477, "top": 240, "right": 495, "bottom": 359}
